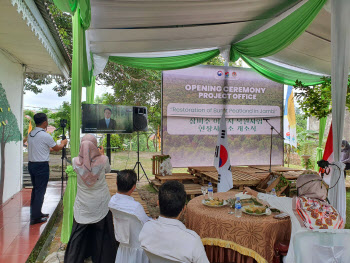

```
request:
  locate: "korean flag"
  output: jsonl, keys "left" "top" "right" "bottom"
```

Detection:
{"left": 214, "top": 112, "right": 233, "bottom": 192}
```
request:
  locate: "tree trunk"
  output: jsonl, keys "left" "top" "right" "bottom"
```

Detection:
{"left": 0, "top": 127, "right": 6, "bottom": 204}
{"left": 154, "top": 137, "right": 157, "bottom": 152}
{"left": 146, "top": 135, "right": 150, "bottom": 150}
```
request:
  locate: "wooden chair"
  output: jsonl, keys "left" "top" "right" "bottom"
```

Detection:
{"left": 152, "top": 155, "right": 170, "bottom": 176}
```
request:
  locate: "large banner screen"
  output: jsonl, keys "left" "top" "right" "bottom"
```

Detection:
{"left": 162, "top": 66, "right": 284, "bottom": 167}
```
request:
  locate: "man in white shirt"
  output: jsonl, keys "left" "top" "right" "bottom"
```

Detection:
{"left": 139, "top": 181, "right": 209, "bottom": 263}
{"left": 28, "top": 113, "right": 67, "bottom": 225}
{"left": 108, "top": 169, "right": 150, "bottom": 224}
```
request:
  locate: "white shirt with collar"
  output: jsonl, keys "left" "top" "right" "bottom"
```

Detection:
{"left": 28, "top": 127, "right": 56, "bottom": 162}
{"left": 105, "top": 118, "right": 110, "bottom": 128}
{"left": 139, "top": 216, "right": 209, "bottom": 263}
{"left": 108, "top": 192, "right": 151, "bottom": 224}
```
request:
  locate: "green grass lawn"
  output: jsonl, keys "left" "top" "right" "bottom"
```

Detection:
{"left": 110, "top": 151, "right": 187, "bottom": 180}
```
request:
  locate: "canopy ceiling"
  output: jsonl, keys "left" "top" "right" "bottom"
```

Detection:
{"left": 86, "top": 0, "right": 336, "bottom": 75}
{"left": 0, "top": 0, "right": 70, "bottom": 78}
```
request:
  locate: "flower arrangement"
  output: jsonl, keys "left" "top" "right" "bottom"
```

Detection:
{"left": 159, "top": 157, "right": 172, "bottom": 176}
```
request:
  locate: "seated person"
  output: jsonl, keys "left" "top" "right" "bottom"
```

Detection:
{"left": 244, "top": 173, "right": 344, "bottom": 263}
{"left": 341, "top": 140, "right": 350, "bottom": 176}
{"left": 139, "top": 181, "right": 209, "bottom": 263}
{"left": 98, "top": 108, "right": 117, "bottom": 130}
{"left": 108, "top": 169, "right": 150, "bottom": 224}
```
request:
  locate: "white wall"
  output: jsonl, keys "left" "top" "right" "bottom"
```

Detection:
{"left": 0, "top": 51, "right": 24, "bottom": 203}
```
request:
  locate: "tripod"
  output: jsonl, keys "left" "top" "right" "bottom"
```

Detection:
{"left": 133, "top": 131, "right": 150, "bottom": 183}
{"left": 263, "top": 118, "right": 285, "bottom": 173}
{"left": 60, "top": 119, "right": 69, "bottom": 199}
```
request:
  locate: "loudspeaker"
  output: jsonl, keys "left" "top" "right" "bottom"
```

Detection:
{"left": 133, "top": 106, "right": 148, "bottom": 131}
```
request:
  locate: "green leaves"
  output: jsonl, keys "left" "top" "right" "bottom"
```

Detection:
{"left": 294, "top": 77, "right": 350, "bottom": 119}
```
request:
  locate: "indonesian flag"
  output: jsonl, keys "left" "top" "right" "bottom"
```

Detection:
{"left": 321, "top": 124, "right": 333, "bottom": 185}
{"left": 214, "top": 112, "right": 233, "bottom": 192}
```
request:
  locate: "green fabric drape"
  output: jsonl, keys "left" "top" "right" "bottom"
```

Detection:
{"left": 61, "top": 170, "right": 77, "bottom": 242}
{"left": 241, "top": 55, "right": 325, "bottom": 86}
{"left": 61, "top": 9, "right": 83, "bottom": 244}
{"left": 79, "top": 0, "right": 91, "bottom": 30}
{"left": 86, "top": 76, "right": 96, "bottom": 104}
{"left": 82, "top": 30, "right": 92, "bottom": 87}
{"left": 53, "top": 0, "right": 90, "bottom": 29}
{"left": 230, "top": 0, "right": 327, "bottom": 60}
{"left": 109, "top": 49, "right": 220, "bottom": 70}
{"left": 314, "top": 117, "right": 327, "bottom": 171}
{"left": 53, "top": 0, "right": 78, "bottom": 14}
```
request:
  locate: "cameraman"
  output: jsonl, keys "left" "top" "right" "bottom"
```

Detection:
{"left": 341, "top": 140, "right": 350, "bottom": 176}
{"left": 28, "top": 113, "right": 67, "bottom": 225}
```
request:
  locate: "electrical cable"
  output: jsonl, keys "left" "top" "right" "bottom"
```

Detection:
{"left": 327, "top": 163, "right": 343, "bottom": 190}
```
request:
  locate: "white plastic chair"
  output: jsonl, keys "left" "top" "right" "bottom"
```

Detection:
{"left": 293, "top": 229, "right": 350, "bottom": 263}
{"left": 110, "top": 208, "right": 149, "bottom": 263}
{"left": 144, "top": 250, "right": 182, "bottom": 263}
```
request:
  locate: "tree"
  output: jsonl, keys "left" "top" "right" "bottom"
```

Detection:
{"left": 203, "top": 55, "right": 243, "bottom": 67}
{"left": 49, "top": 101, "right": 71, "bottom": 140}
{"left": 98, "top": 63, "right": 162, "bottom": 144}
{"left": 0, "top": 82, "right": 22, "bottom": 203}
{"left": 24, "top": 2, "right": 72, "bottom": 97}
{"left": 294, "top": 77, "right": 350, "bottom": 119}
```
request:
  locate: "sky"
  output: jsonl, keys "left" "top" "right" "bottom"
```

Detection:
{"left": 23, "top": 81, "right": 113, "bottom": 110}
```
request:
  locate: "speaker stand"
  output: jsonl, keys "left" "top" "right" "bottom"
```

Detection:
{"left": 133, "top": 131, "right": 150, "bottom": 183}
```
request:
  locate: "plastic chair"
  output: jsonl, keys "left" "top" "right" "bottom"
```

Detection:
{"left": 293, "top": 229, "right": 350, "bottom": 263}
{"left": 144, "top": 250, "right": 182, "bottom": 263}
{"left": 110, "top": 208, "right": 149, "bottom": 263}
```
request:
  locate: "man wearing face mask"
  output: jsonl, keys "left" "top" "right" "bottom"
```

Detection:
{"left": 341, "top": 140, "right": 350, "bottom": 176}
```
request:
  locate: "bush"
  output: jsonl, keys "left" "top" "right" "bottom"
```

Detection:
{"left": 102, "top": 134, "right": 123, "bottom": 152}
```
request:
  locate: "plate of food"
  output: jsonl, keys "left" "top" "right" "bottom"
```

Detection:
{"left": 242, "top": 205, "right": 271, "bottom": 216}
{"left": 202, "top": 198, "right": 228, "bottom": 207}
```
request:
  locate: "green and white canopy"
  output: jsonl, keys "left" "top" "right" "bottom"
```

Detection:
{"left": 53, "top": 0, "right": 350, "bottom": 244}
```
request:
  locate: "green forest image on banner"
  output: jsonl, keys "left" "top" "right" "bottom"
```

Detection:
{"left": 162, "top": 65, "right": 284, "bottom": 167}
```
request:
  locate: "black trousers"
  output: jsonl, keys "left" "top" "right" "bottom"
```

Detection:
{"left": 28, "top": 161, "right": 50, "bottom": 220}
{"left": 64, "top": 211, "right": 118, "bottom": 263}
{"left": 344, "top": 163, "right": 350, "bottom": 176}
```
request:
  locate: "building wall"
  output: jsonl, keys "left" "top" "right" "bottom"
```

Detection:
{"left": 0, "top": 51, "right": 24, "bottom": 203}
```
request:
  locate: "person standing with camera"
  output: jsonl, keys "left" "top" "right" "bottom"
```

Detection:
{"left": 28, "top": 113, "right": 67, "bottom": 225}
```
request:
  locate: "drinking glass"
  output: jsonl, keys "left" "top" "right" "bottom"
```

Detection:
{"left": 201, "top": 186, "right": 208, "bottom": 200}
{"left": 228, "top": 199, "right": 235, "bottom": 214}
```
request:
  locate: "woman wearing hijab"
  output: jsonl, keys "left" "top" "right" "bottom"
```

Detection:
{"left": 243, "top": 173, "right": 344, "bottom": 263}
{"left": 64, "top": 134, "right": 118, "bottom": 263}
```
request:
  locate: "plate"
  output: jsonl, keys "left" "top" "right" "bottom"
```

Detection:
{"left": 235, "top": 192, "right": 252, "bottom": 200}
{"left": 242, "top": 206, "right": 271, "bottom": 216}
{"left": 202, "top": 199, "right": 228, "bottom": 207}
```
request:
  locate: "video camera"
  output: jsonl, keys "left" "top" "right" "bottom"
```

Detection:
{"left": 60, "top": 119, "right": 67, "bottom": 128}
{"left": 317, "top": 159, "right": 330, "bottom": 169}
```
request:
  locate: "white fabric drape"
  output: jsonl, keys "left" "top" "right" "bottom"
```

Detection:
{"left": 328, "top": 0, "right": 350, "bottom": 223}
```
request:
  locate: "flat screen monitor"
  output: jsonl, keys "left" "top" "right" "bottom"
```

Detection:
{"left": 82, "top": 104, "right": 133, "bottom": 134}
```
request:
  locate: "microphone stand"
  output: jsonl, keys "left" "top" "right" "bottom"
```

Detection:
{"left": 263, "top": 119, "right": 285, "bottom": 174}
